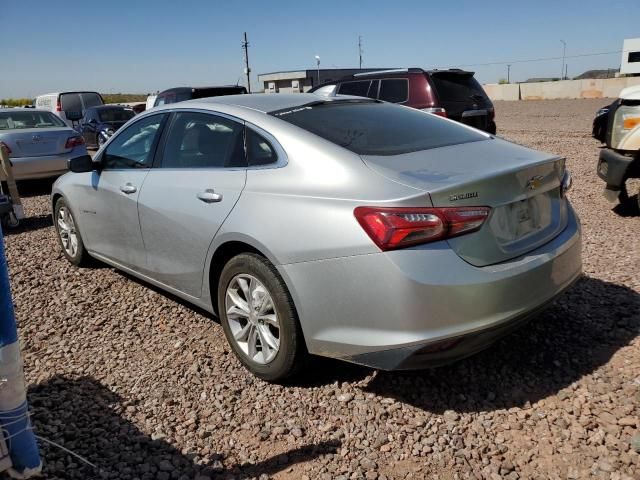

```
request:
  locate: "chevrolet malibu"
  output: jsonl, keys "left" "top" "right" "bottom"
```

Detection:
{"left": 52, "top": 94, "right": 582, "bottom": 382}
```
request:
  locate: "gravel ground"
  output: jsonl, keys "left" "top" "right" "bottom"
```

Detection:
{"left": 3, "top": 98, "right": 639, "bottom": 480}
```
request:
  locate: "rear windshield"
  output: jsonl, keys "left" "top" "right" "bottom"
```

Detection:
{"left": 60, "top": 92, "right": 103, "bottom": 113}
{"left": 0, "top": 111, "right": 66, "bottom": 130}
{"left": 429, "top": 74, "right": 486, "bottom": 101}
{"left": 98, "top": 108, "right": 135, "bottom": 122}
{"left": 192, "top": 87, "right": 247, "bottom": 99}
{"left": 271, "top": 101, "right": 487, "bottom": 156}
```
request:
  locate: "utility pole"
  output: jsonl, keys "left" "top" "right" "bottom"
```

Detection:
{"left": 507, "top": 64, "right": 511, "bottom": 83}
{"left": 565, "top": 64, "right": 568, "bottom": 80}
{"left": 315, "top": 55, "right": 320, "bottom": 85}
{"left": 560, "top": 39, "right": 566, "bottom": 80}
{"left": 242, "top": 32, "right": 251, "bottom": 93}
{"left": 358, "top": 35, "right": 363, "bottom": 69}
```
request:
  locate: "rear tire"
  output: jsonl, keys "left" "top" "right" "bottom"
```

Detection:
{"left": 54, "top": 197, "right": 90, "bottom": 267}
{"left": 217, "top": 253, "right": 306, "bottom": 382}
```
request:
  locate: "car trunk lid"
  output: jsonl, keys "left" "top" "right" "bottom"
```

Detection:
{"left": 5, "top": 128, "right": 74, "bottom": 157}
{"left": 361, "top": 138, "right": 569, "bottom": 266}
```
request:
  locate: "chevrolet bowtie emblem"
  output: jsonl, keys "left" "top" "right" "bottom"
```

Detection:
{"left": 526, "top": 175, "right": 544, "bottom": 190}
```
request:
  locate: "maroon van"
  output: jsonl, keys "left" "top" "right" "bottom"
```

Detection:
{"left": 309, "top": 68, "right": 496, "bottom": 134}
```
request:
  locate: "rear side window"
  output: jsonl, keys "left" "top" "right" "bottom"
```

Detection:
{"left": 246, "top": 128, "right": 277, "bottom": 166}
{"left": 160, "top": 112, "right": 245, "bottom": 168}
{"left": 271, "top": 101, "right": 486, "bottom": 156}
{"left": 379, "top": 79, "right": 409, "bottom": 103}
{"left": 429, "top": 74, "right": 486, "bottom": 101}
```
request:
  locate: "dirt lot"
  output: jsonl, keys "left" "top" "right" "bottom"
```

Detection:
{"left": 4, "top": 98, "right": 639, "bottom": 479}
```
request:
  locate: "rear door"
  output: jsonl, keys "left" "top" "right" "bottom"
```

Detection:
{"left": 80, "top": 113, "right": 168, "bottom": 268}
{"left": 428, "top": 71, "right": 493, "bottom": 131}
{"left": 137, "top": 110, "right": 247, "bottom": 297}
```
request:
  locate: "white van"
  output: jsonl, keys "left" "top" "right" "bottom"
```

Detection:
{"left": 145, "top": 95, "right": 157, "bottom": 111}
{"left": 35, "top": 91, "right": 104, "bottom": 126}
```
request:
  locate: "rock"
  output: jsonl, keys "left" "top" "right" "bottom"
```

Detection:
{"left": 336, "top": 393, "right": 354, "bottom": 403}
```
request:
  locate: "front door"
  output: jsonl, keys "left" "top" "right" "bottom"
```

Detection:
{"left": 81, "top": 113, "right": 168, "bottom": 269}
{"left": 138, "top": 111, "right": 247, "bottom": 297}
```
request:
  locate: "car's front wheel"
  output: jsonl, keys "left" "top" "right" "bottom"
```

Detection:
{"left": 54, "top": 197, "right": 89, "bottom": 266}
{"left": 217, "top": 253, "right": 305, "bottom": 382}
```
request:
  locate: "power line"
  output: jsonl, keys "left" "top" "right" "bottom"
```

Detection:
{"left": 451, "top": 50, "right": 624, "bottom": 68}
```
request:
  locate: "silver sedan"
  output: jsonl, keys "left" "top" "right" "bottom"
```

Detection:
{"left": 52, "top": 94, "right": 582, "bottom": 381}
{"left": 0, "top": 109, "right": 87, "bottom": 180}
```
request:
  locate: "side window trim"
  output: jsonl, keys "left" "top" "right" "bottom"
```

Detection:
{"left": 97, "top": 112, "right": 169, "bottom": 169}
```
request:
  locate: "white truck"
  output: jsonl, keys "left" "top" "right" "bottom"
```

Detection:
{"left": 595, "top": 84, "right": 640, "bottom": 208}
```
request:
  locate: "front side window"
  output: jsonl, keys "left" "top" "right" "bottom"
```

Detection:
{"left": 0, "top": 111, "right": 66, "bottom": 130}
{"left": 271, "top": 101, "right": 487, "bottom": 156}
{"left": 379, "top": 79, "right": 409, "bottom": 103}
{"left": 160, "top": 112, "right": 245, "bottom": 168}
{"left": 246, "top": 128, "right": 277, "bottom": 166}
{"left": 103, "top": 114, "right": 166, "bottom": 169}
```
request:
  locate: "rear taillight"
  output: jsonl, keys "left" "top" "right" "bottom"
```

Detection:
{"left": 0, "top": 141, "right": 11, "bottom": 156}
{"left": 65, "top": 135, "right": 85, "bottom": 149}
{"left": 488, "top": 107, "right": 495, "bottom": 120}
{"left": 354, "top": 206, "right": 490, "bottom": 251}
{"left": 421, "top": 107, "right": 447, "bottom": 118}
{"left": 56, "top": 100, "right": 62, "bottom": 112}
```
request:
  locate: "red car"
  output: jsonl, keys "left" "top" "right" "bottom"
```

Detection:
{"left": 310, "top": 68, "right": 496, "bottom": 134}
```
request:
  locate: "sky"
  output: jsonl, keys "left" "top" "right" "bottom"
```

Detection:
{"left": 1, "top": 0, "right": 639, "bottom": 98}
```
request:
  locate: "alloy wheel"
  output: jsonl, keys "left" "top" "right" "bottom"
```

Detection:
{"left": 57, "top": 206, "right": 78, "bottom": 258}
{"left": 225, "top": 274, "right": 280, "bottom": 365}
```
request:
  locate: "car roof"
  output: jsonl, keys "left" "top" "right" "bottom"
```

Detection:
{"left": 37, "top": 91, "right": 102, "bottom": 96}
{"left": 159, "top": 86, "right": 246, "bottom": 93}
{"left": 183, "top": 93, "right": 351, "bottom": 113}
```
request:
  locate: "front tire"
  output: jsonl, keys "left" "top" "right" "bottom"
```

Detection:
{"left": 217, "top": 253, "right": 305, "bottom": 382}
{"left": 54, "top": 197, "right": 89, "bottom": 266}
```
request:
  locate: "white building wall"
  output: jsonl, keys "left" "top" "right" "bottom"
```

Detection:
{"left": 621, "top": 38, "right": 640, "bottom": 75}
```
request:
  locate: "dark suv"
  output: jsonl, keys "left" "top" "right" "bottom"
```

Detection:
{"left": 309, "top": 68, "right": 496, "bottom": 134}
{"left": 154, "top": 86, "right": 247, "bottom": 107}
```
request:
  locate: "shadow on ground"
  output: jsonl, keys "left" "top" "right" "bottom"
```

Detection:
{"left": 28, "top": 376, "right": 340, "bottom": 479}
{"left": 363, "top": 275, "right": 639, "bottom": 413}
{"left": 3, "top": 214, "right": 52, "bottom": 236}
{"left": 613, "top": 194, "right": 640, "bottom": 217}
{"left": 15, "top": 178, "right": 56, "bottom": 198}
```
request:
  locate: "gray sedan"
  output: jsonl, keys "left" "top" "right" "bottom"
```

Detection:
{"left": 52, "top": 94, "right": 582, "bottom": 381}
{"left": 0, "top": 109, "right": 87, "bottom": 180}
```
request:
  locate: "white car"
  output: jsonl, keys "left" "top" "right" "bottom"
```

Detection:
{"left": 35, "top": 92, "right": 104, "bottom": 127}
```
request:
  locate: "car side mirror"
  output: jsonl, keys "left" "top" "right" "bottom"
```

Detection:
{"left": 68, "top": 155, "right": 96, "bottom": 173}
{"left": 88, "top": 118, "right": 97, "bottom": 124}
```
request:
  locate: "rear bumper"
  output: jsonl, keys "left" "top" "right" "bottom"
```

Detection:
{"left": 597, "top": 148, "right": 636, "bottom": 190}
{"left": 279, "top": 204, "right": 582, "bottom": 369}
{"left": 8, "top": 148, "right": 85, "bottom": 180}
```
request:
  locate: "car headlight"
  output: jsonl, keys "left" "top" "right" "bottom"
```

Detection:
{"left": 611, "top": 104, "right": 640, "bottom": 149}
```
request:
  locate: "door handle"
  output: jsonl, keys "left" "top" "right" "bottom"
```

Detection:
{"left": 120, "top": 183, "right": 137, "bottom": 194}
{"left": 197, "top": 189, "right": 223, "bottom": 203}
